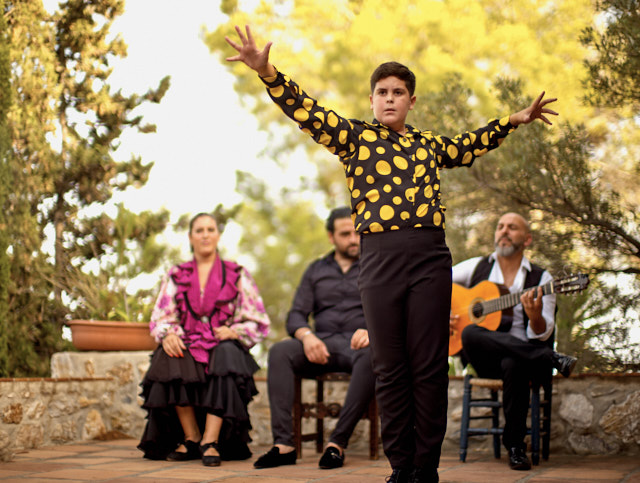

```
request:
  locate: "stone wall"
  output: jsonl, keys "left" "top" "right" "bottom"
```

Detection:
{"left": 0, "top": 351, "right": 638, "bottom": 461}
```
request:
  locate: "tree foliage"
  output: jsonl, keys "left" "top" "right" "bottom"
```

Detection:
{"left": 581, "top": 0, "right": 640, "bottom": 107}
{"left": 2, "top": 0, "right": 171, "bottom": 376}
{"left": 207, "top": 0, "right": 639, "bottom": 371}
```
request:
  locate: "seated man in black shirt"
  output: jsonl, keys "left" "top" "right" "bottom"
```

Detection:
{"left": 254, "top": 207, "right": 375, "bottom": 470}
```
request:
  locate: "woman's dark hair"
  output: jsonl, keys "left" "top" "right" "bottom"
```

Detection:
{"left": 370, "top": 61, "right": 416, "bottom": 96}
{"left": 325, "top": 206, "right": 352, "bottom": 233}
{"left": 189, "top": 212, "right": 224, "bottom": 234}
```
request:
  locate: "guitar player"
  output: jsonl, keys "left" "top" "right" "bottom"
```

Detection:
{"left": 451, "top": 212, "right": 577, "bottom": 472}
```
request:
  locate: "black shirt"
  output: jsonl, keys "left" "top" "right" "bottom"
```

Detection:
{"left": 286, "top": 252, "right": 365, "bottom": 339}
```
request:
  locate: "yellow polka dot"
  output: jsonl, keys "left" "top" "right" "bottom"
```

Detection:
{"left": 474, "top": 148, "right": 488, "bottom": 156}
{"left": 424, "top": 185, "right": 433, "bottom": 198}
{"left": 354, "top": 166, "right": 364, "bottom": 176}
{"left": 481, "top": 132, "right": 489, "bottom": 145}
{"left": 415, "top": 165, "right": 426, "bottom": 178}
{"left": 392, "top": 143, "right": 401, "bottom": 151}
{"left": 383, "top": 184, "right": 392, "bottom": 193}
{"left": 286, "top": 99, "right": 295, "bottom": 105}
{"left": 447, "top": 144, "right": 458, "bottom": 158}
{"left": 399, "top": 137, "right": 411, "bottom": 147}
{"left": 369, "top": 222, "right": 383, "bottom": 233}
{"left": 314, "top": 111, "right": 325, "bottom": 122}
{"left": 362, "top": 130, "right": 377, "bottom": 142}
{"left": 424, "top": 174, "right": 431, "bottom": 183}
{"left": 415, "top": 223, "right": 422, "bottom": 228}
{"left": 366, "top": 175, "right": 375, "bottom": 184}
{"left": 463, "top": 138, "right": 470, "bottom": 146}
{"left": 376, "top": 146, "right": 386, "bottom": 154}
{"left": 366, "top": 189, "right": 380, "bottom": 203}
{"left": 393, "top": 176, "right": 402, "bottom": 185}
{"left": 313, "top": 121, "right": 321, "bottom": 129}
{"left": 364, "top": 211, "right": 371, "bottom": 220}
{"left": 356, "top": 222, "right": 362, "bottom": 230}
{"left": 376, "top": 160, "right": 392, "bottom": 175}
{"left": 462, "top": 152, "right": 473, "bottom": 164}
{"left": 380, "top": 205, "right": 394, "bottom": 220}
{"left": 359, "top": 145, "right": 371, "bottom": 160}
{"left": 391, "top": 225, "right": 399, "bottom": 230}
{"left": 319, "top": 133, "right": 332, "bottom": 145}
{"left": 405, "top": 188, "right": 415, "bottom": 202}
{"left": 346, "top": 177, "right": 354, "bottom": 190}
{"left": 416, "top": 204, "right": 429, "bottom": 217}
{"left": 352, "top": 189, "right": 361, "bottom": 198}
{"left": 294, "top": 108, "right": 309, "bottom": 122}
{"left": 269, "top": 85, "right": 284, "bottom": 97}
{"left": 433, "top": 211, "right": 442, "bottom": 226}
{"left": 393, "top": 196, "right": 402, "bottom": 205}
{"left": 327, "top": 112, "right": 339, "bottom": 127}
{"left": 380, "top": 130, "right": 389, "bottom": 139}
{"left": 339, "top": 130, "right": 348, "bottom": 144}
{"left": 393, "top": 156, "right": 408, "bottom": 170}
{"left": 356, "top": 200, "right": 366, "bottom": 214}
{"left": 416, "top": 147, "right": 428, "bottom": 160}
{"left": 302, "top": 98, "right": 314, "bottom": 110}
{"left": 469, "top": 132, "right": 476, "bottom": 143}
{"left": 400, "top": 211, "right": 410, "bottom": 220}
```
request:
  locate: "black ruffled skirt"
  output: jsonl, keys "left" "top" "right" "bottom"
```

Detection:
{"left": 137, "top": 340, "right": 260, "bottom": 461}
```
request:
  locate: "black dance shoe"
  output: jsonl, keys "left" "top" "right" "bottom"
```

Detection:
{"left": 253, "top": 446, "right": 297, "bottom": 468}
{"left": 411, "top": 467, "right": 439, "bottom": 482}
{"left": 200, "top": 441, "right": 221, "bottom": 467}
{"left": 318, "top": 446, "right": 344, "bottom": 469}
{"left": 166, "top": 440, "right": 201, "bottom": 461}
{"left": 508, "top": 446, "right": 531, "bottom": 471}
{"left": 385, "top": 467, "right": 413, "bottom": 483}
{"left": 552, "top": 352, "right": 578, "bottom": 377}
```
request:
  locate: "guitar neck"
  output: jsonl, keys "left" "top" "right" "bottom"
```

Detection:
{"left": 482, "top": 281, "right": 554, "bottom": 315}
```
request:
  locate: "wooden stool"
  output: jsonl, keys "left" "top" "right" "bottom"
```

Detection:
{"left": 292, "top": 372, "right": 379, "bottom": 459}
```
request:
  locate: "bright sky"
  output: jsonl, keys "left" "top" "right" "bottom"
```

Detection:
{"left": 44, "top": 0, "right": 276, "bottom": 258}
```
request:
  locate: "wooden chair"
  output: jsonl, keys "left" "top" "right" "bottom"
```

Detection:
{"left": 458, "top": 373, "right": 553, "bottom": 465}
{"left": 292, "top": 372, "right": 380, "bottom": 459}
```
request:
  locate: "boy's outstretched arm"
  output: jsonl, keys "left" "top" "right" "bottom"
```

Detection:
{"left": 225, "top": 25, "right": 276, "bottom": 78}
{"left": 509, "top": 91, "right": 559, "bottom": 126}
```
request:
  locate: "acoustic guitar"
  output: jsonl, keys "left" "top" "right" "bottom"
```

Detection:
{"left": 449, "top": 273, "right": 590, "bottom": 356}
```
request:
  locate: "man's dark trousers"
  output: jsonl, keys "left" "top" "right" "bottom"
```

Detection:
{"left": 461, "top": 325, "right": 553, "bottom": 448}
{"left": 267, "top": 334, "right": 376, "bottom": 448}
{"left": 359, "top": 228, "right": 452, "bottom": 471}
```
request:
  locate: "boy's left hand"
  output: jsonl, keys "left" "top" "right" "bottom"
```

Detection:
{"left": 510, "top": 91, "right": 558, "bottom": 126}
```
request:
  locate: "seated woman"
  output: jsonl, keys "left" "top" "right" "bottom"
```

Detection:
{"left": 138, "top": 212, "right": 270, "bottom": 466}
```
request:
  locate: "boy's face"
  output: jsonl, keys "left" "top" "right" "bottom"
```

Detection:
{"left": 370, "top": 75, "right": 416, "bottom": 134}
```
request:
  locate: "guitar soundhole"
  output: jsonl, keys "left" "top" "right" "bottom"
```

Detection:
{"left": 472, "top": 303, "right": 484, "bottom": 318}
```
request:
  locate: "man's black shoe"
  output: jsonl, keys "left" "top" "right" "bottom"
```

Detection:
{"left": 318, "top": 446, "right": 344, "bottom": 469}
{"left": 253, "top": 446, "right": 296, "bottom": 469}
{"left": 553, "top": 353, "right": 577, "bottom": 378}
{"left": 411, "top": 467, "right": 439, "bottom": 482}
{"left": 508, "top": 447, "right": 531, "bottom": 471}
{"left": 385, "top": 467, "right": 412, "bottom": 483}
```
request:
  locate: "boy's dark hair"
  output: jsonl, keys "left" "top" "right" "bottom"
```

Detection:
{"left": 370, "top": 61, "right": 416, "bottom": 96}
{"left": 325, "top": 206, "right": 352, "bottom": 233}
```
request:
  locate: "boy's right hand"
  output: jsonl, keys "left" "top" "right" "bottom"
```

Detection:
{"left": 225, "top": 24, "right": 276, "bottom": 78}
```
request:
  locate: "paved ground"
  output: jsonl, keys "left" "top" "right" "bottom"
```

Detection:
{"left": 0, "top": 438, "right": 639, "bottom": 482}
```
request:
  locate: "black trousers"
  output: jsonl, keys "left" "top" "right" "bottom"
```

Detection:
{"left": 461, "top": 325, "right": 553, "bottom": 449}
{"left": 267, "top": 334, "right": 376, "bottom": 448}
{"left": 359, "top": 228, "right": 452, "bottom": 470}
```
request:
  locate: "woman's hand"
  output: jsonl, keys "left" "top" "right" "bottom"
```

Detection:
{"left": 225, "top": 25, "right": 276, "bottom": 78}
{"left": 214, "top": 326, "right": 239, "bottom": 341}
{"left": 509, "top": 91, "right": 558, "bottom": 126}
{"left": 162, "top": 333, "right": 186, "bottom": 358}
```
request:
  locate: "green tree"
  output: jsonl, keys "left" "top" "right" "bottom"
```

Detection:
{"left": 3, "top": 0, "right": 171, "bottom": 376}
{"left": 581, "top": 0, "right": 640, "bottom": 107}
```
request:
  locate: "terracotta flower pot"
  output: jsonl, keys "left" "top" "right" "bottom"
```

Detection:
{"left": 67, "top": 320, "right": 158, "bottom": 351}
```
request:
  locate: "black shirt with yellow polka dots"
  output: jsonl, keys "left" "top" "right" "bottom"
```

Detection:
{"left": 261, "top": 70, "right": 517, "bottom": 234}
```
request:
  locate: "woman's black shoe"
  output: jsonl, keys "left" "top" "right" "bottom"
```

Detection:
{"left": 200, "top": 441, "right": 221, "bottom": 467}
{"left": 166, "top": 440, "right": 201, "bottom": 461}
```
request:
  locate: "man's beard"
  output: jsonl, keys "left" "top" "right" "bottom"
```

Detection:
{"left": 495, "top": 238, "right": 523, "bottom": 257}
{"left": 338, "top": 245, "right": 360, "bottom": 260}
